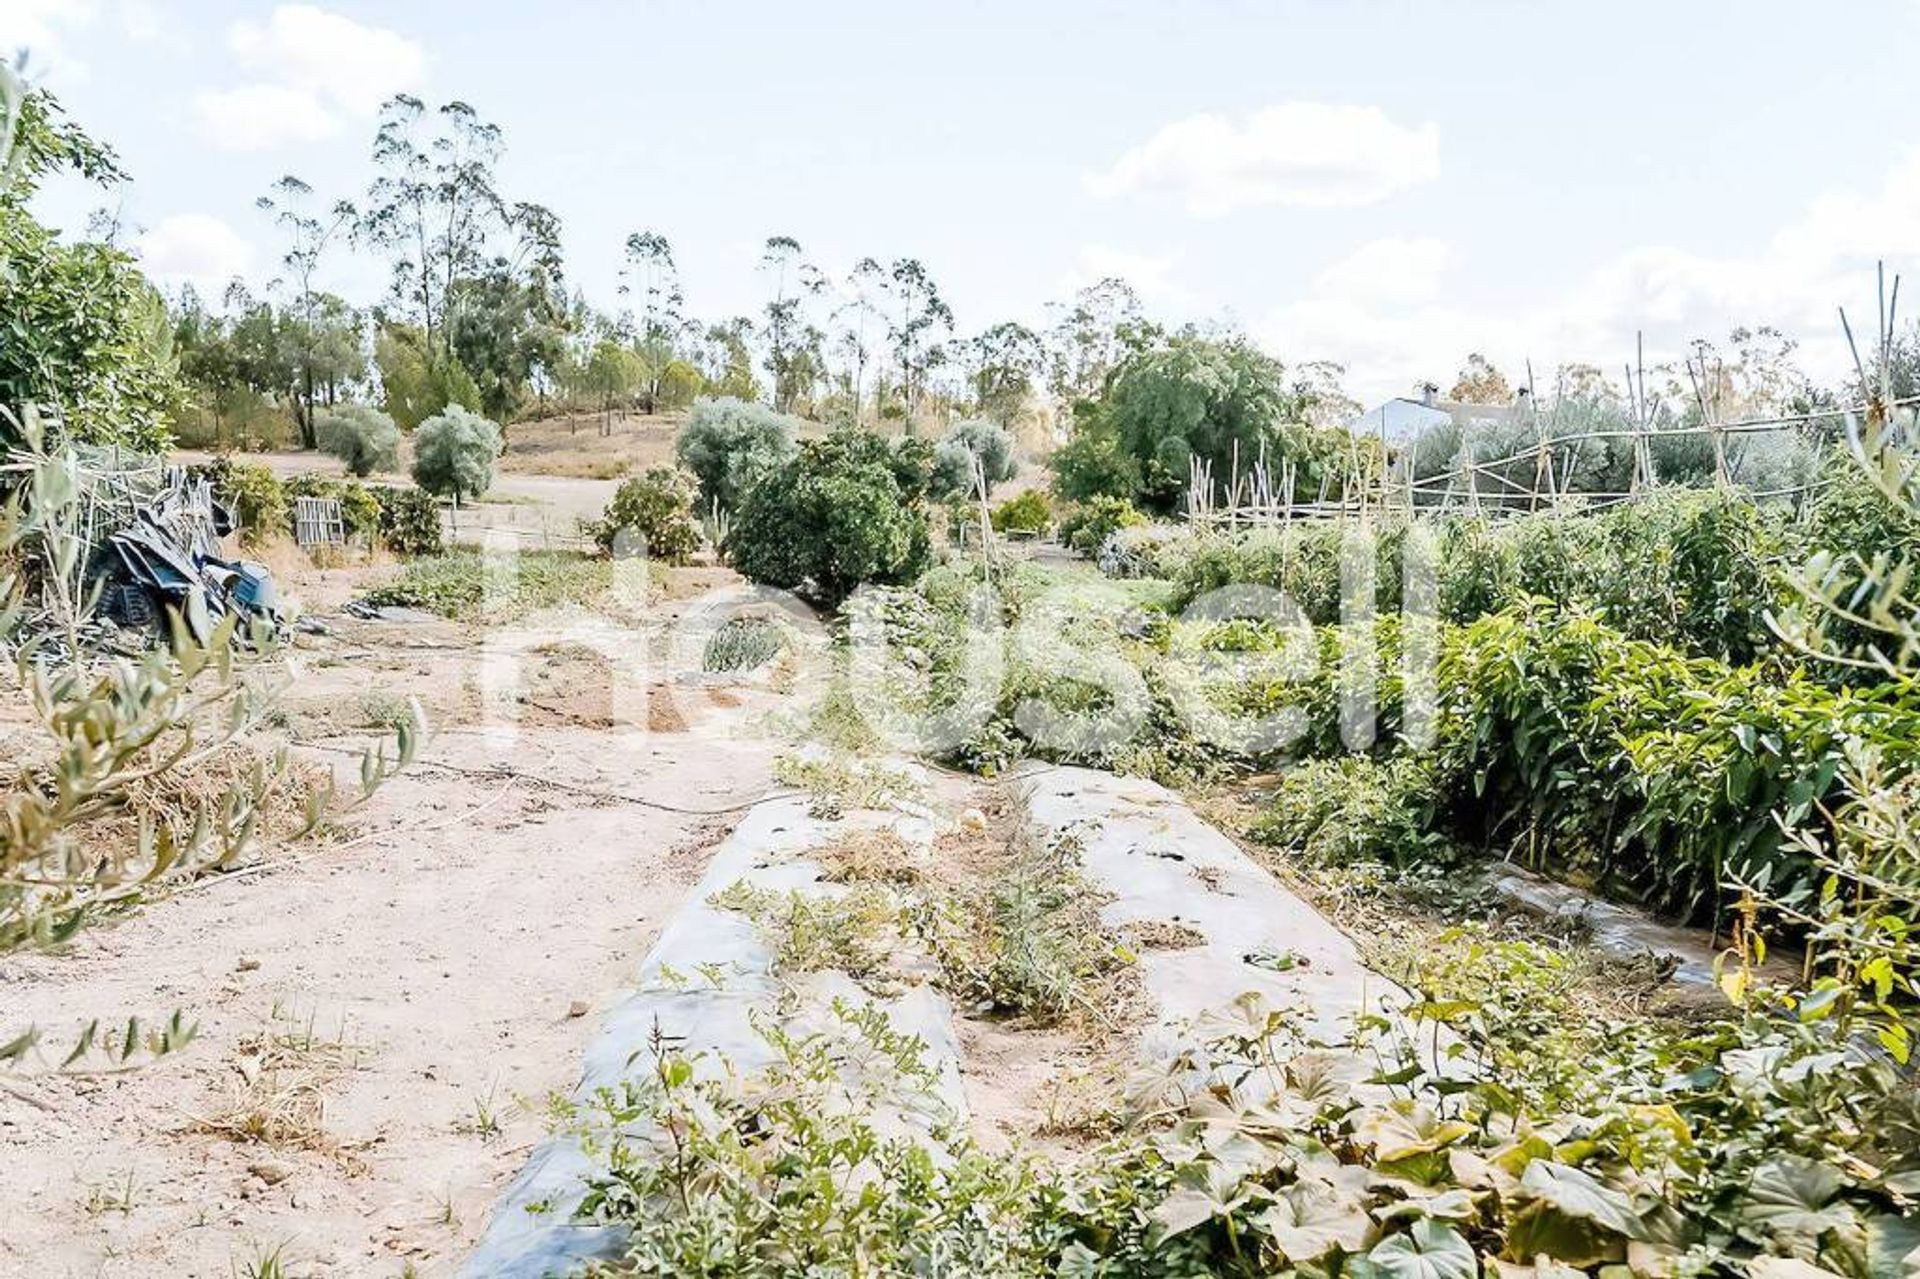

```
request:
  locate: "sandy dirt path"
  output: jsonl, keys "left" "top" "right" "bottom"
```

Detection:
{"left": 0, "top": 596, "right": 789, "bottom": 1276}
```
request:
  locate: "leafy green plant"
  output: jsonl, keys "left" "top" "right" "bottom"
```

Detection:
{"left": 1255, "top": 755, "right": 1450, "bottom": 868}
{"left": 572, "top": 1006, "right": 1052, "bottom": 1275}
{"left": 728, "top": 428, "right": 932, "bottom": 606}
{"left": 216, "top": 463, "right": 291, "bottom": 548}
{"left": 990, "top": 489, "right": 1052, "bottom": 535}
{"left": 1061, "top": 494, "right": 1148, "bottom": 555}
{"left": 674, "top": 395, "right": 802, "bottom": 514}
{"left": 369, "top": 485, "right": 443, "bottom": 556}
{"left": 710, "top": 881, "right": 902, "bottom": 982}
{"left": 0, "top": 84, "right": 180, "bottom": 452}
{"left": 586, "top": 466, "right": 700, "bottom": 563}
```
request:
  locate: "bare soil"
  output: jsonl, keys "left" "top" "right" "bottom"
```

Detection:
{"left": 0, "top": 560, "right": 790, "bottom": 1278}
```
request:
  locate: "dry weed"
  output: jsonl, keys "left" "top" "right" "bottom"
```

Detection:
{"left": 188, "top": 1007, "right": 367, "bottom": 1172}
{"left": 813, "top": 830, "right": 921, "bottom": 886}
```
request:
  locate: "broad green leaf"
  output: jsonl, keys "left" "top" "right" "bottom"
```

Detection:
{"left": 1519, "top": 1161, "right": 1647, "bottom": 1239}
{"left": 1865, "top": 1214, "right": 1920, "bottom": 1279}
{"left": 1742, "top": 1156, "right": 1854, "bottom": 1241}
{"left": 1349, "top": 1219, "right": 1477, "bottom": 1279}
{"left": 1254, "top": 1179, "right": 1376, "bottom": 1261}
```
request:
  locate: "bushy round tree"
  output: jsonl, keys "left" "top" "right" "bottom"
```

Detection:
{"left": 930, "top": 417, "right": 1018, "bottom": 498}
{"left": 589, "top": 466, "right": 701, "bottom": 563}
{"left": 315, "top": 404, "right": 400, "bottom": 476}
{"left": 1055, "top": 334, "right": 1350, "bottom": 514}
{"left": 728, "top": 429, "right": 931, "bottom": 606}
{"left": 410, "top": 406, "right": 501, "bottom": 505}
{"left": 674, "top": 396, "right": 802, "bottom": 514}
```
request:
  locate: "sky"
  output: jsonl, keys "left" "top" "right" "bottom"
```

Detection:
{"left": 10, "top": 0, "right": 1920, "bottom": 404}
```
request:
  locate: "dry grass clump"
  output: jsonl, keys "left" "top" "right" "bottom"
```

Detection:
{"left": 189, "top": 1006, "right": 367, "bottom": 1171}
{"left": 813, "top": 830, "right": 922, "bottom": 886}
{"left": 916, "top": 825, "right": 1144, "bottom": 1039}
{"left": 1125, "top": 918, "right": 1208, "bottom": 951}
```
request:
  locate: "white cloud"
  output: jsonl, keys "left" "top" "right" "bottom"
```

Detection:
{"left": 1, "top": 0, "right": 100, "bottom": 81}
{"left": 1312, "top": 236, "right": 1453, "bottom": 305}
{"left": 1264, "top": 149, "right": 1920, "bottom": 406}
{"left": 228, "top": 4, "right": 423, "bottom": 116}
{"left": 1069, "top": 243, "right": 1184, "bottom": 303}
{"left": 117, "top": 1, "right": 163, "bottom": 44}
{"left": 1087, "top": 103, "right": 1440, "bottom": 216}
{"left": 135, "top": 213, "right": 254, "bottom": 296}
{"left": 195, "top": 5, "right": 423, "bottom": 151}
{"left": 193, "top": 83, "right": 339, "bottom": 151}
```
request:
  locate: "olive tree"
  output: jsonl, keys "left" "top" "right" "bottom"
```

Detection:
{"left": 410, "top": 405, "right": 501, "bottom": 505}
{"left": 675, "top": 396, "right": 802, "bottom": 514}
{"left": 315, "top": 404, "right": 400, "bottom": 475}
{"left": 930, "top": 417, "right": 1017, "bottom": 498}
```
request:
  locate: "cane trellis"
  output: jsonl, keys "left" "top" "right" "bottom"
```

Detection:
{"left": 1187, "top": 391, "right": 1920, "bottom": 530}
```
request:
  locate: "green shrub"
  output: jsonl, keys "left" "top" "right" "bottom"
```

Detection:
{"left": 370, "top": 485, "right": 443, "bottom": 556}
{"left": 674, "top": 396, "right": 802, "bottom": 514}
{"left": 1060, "top": 494, "right": 1147, "bottom": 554}
{"left": 702, "top": 616, "right": 788, "bottom": 673}
{"left": 589, "top": 467, "right": 700, "bottom": 563}
{"left": 1253, "top": 755, "right": 1448, "bottom": 867}
{"left": 930, "top": 417, "right": 1017, "bottom": 498}
{"left": 285, "top": 473, "right": 380, "bottom": 541}
{"left": 0, "top": 201, "right": 181, "bottom": 453}
{"left": 729, "top": 428, "right": 932, "bottom": 606}
{"left": 216, "top": 463, "right": 290, "bottom": 547}
{"left": 1167, "top": 489, "right": 1786, "bottom": 663}
{"left": 314, "top": 404, "right": 400, "bottom": 476}
{"left": 363, "top": 549, "right": 607, "bottom": 618}
{"left": 989, "top": 489, "right": 1051, "bottom": 535}
{"left": 410, "top": 406, "right": 501, "bottom": 504}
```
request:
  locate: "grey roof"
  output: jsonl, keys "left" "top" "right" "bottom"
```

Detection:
{"left": 1349, "top": 397, "right": 1453, "bottom": 440}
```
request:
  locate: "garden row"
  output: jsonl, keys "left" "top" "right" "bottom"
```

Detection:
{"left": 1114, "top": 456, "right": 1912, "bottom": 672}
{"left": 846, "top": 560, "right": 1915, "bottom": 1024}
{"left": 504, "top": 743, "right": 1920, "bottom": 1277}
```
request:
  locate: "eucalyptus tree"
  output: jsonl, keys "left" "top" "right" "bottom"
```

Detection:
{"left": 256, "top": 174, "right": 357, "bottom": 446}
{"left": 703, "top": 318, "right": 760, "bottom": 402}
{"left": 447, "top": 200, "right": 571, "bottom": 420}
{"left": 623, "top": 231, "right": 686, "bottom": 411}
{"left": 880, "top": 257, "right": 953, "bottom": 431}
{"left": 360, "top": 95, "right": 506, "bottom": 371}
{"left": 831, "top": 257, "right": 888, "bottom": 424}
{"left": 965, "top": 320, "right": 1045, "bottom": 425}
{"left": 1044, "top": 277, "right": 1150, "bottom": 405}
{"left": 760, "top": 235, "right": 827, "bottom": 411}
